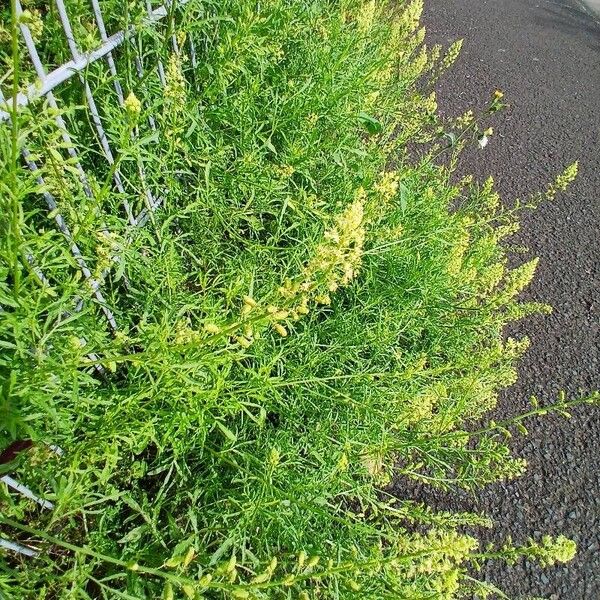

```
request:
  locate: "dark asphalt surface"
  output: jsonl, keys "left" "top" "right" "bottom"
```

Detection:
{"left": 420, "top": 1, "right": 600, "bottom": 597}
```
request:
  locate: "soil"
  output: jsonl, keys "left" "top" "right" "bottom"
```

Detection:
{"left": 392, "top": 1, "right": 600, "bottom": 598}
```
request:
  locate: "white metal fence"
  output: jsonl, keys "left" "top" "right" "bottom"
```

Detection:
{"left": 0, "top": 0, "right": 195, "bottom": 559}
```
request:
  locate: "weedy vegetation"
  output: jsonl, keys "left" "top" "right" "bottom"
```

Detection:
{"left": 0, "top": 0, "right": 597, "bottom": 598}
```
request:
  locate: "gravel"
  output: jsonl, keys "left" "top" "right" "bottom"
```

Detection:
{"left": 395, "top": 0, "right": 600, "bottom": 597}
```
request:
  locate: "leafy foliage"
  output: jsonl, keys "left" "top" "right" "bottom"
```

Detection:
{"left": 0, "top": 0, "right": 590, "bottom": 598}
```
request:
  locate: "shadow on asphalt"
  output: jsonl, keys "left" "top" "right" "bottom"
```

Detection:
{"left": 537, "top": 3, "right": 600, "bottom": 50}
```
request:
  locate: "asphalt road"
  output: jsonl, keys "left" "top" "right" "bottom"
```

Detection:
{"left": 420, "top": 1, "right": 600, "bottom": 597}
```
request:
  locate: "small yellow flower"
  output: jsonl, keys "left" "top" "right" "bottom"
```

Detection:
{"left": 337, "top": 453, "right": 349, "bottom": 471}
{"left": 273, "top": 323, "right": 288, "bottom": 337}
{"left": 297, "top": 551, "right": 308, "bottom": 569}
{"left": 314, "top": 294, "right": 331, "bottom": 305}
{"left": 243, "top": 295, "right": 257, "bottom": 308}
{"left": 268, "top": 447, "right": 281, "bottom": 467}
{"left": 204, "top": 323, "right": 220, "bottom": 335}
{"left": 236, "top": 336, "right": 253, "bottom": 349}
{"left": 296, "top": 304, "right": 310, "bottom": 315}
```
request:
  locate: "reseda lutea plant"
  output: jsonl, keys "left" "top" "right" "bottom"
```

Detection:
{"left": 0, "top": 0, "right": 594, "bottom": 598}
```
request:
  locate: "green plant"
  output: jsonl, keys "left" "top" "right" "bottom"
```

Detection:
{"left": 0, "top": 0, "right": 595, "bottom": 598}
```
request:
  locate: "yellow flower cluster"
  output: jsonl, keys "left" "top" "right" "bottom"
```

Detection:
{"left": 124, "top": 92, "right": 142, "bottom": 118}
{"left": 406, "top": 382, "right": 446, "bottom": 425}
{"left": 395, "top": 528, "right": 477, "bottom": 590}
{"left": 374, "top": 171, "right": 400, "bottom": 203}
{"left": 535, "top": 535, "right": 577, "bottom": 566}
{"left": 306, "top": 113, "right": 319, "bottom": 127}
{"left": 546, "top": 161, "right": 578, "bottom": 201}
{"left": 275, "top": 164, "right": 295, "bottom": 179}
{"left": 479, "top": 176, "right": 500, "bottom": 214}
{"left": 303, "top": 191, "right": 366, "bottom": 293}
{"left": 476, "top": 261, "right": 505, "bottom": 295}
{"left": 174, "top": 319, "right": 203, "bottom": 345}
{"left": 93, "top": 230, "right": 120, "bottom": 281}
{"left": 198, "top": 192, "right": 367, "bottom": 351}
{"left": 439, "top": 40, "right": 463, "bottom": 73}
{"left": 454, "top": 110, "right": 474, "bottom": 130}
{"left": 396, "top": 0, "right": 423, "bottom": 35}
{"left": 494, "top": 258, "right": 539, "bottom": 304}
{"left": 446, "top": 218, "right": 473, "bottom": 277}
{"left": 164, "top": 53, "right": 187, "bottom": 108}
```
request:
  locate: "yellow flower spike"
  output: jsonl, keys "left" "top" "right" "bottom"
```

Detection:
{"left": 306, "top": 556, "right": 320, "bottom": 569}
{"left": 164, "top": 53, "right": 186, "bottom": 107}
{"left": 273, "top": 323, "right": 288, "bottom": 337}
{"left": 297, "top": 551, "right": 307, "bottom": 570}
{"left": 267, "top": 305, "right": 278, "bottom": 314}
{"left": 553, "top": 161, "right": 579, "bottom": 192}
{"left": 199, "top": 574, "right": 212, "bottom": 587}
{"left": 276, "top": 164, "right": 295, "bottom": 178}
{"left": 494, "top": 89, "right": 504, "bottom": 100}
{"left": 283, "top": 574, "right": 296, "bottom": 586}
